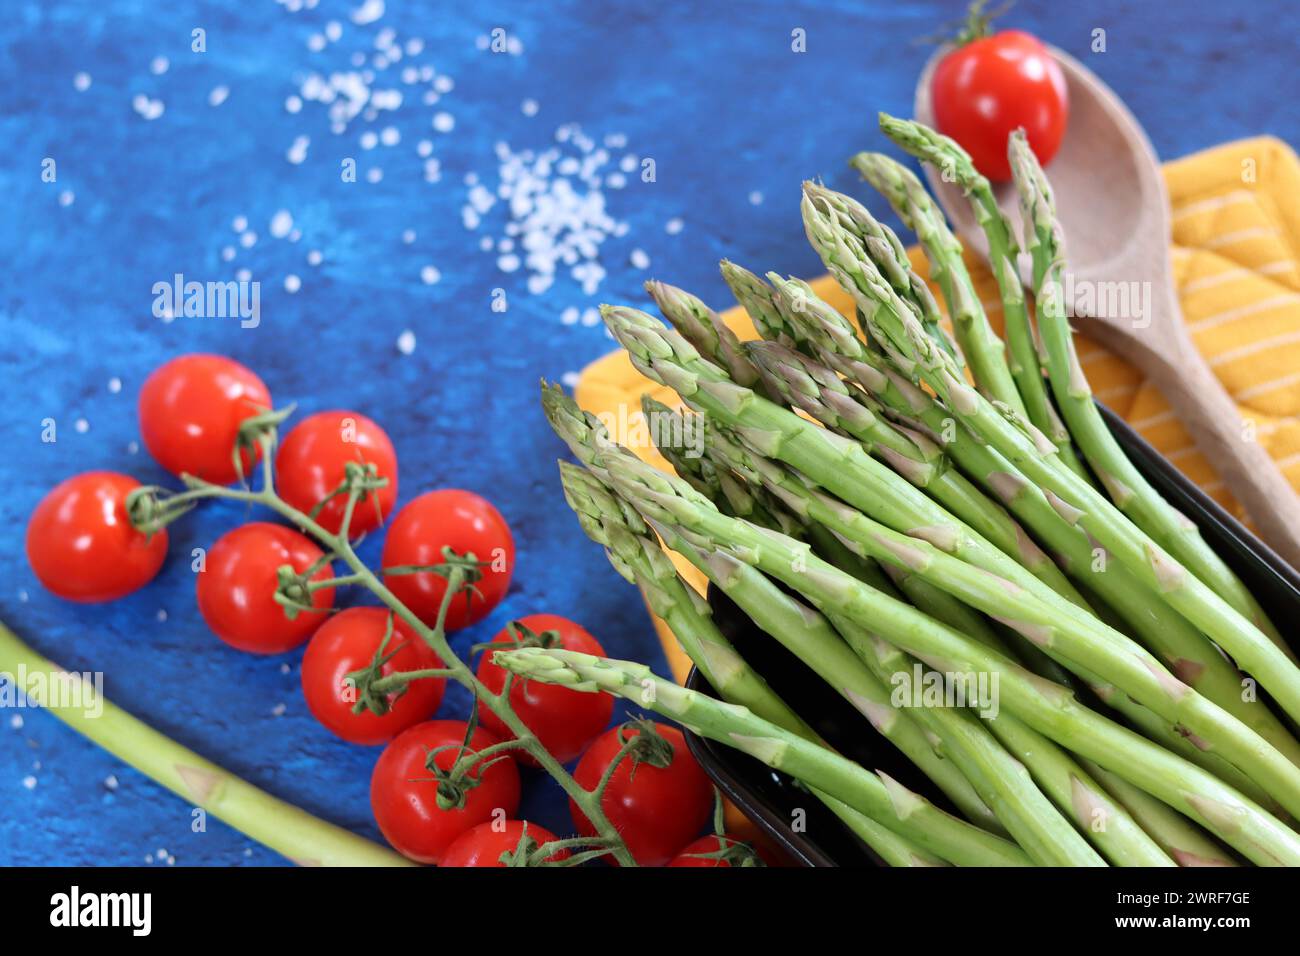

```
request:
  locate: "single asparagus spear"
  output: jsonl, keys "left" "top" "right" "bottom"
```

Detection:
{"left": 494, "top": 646, "right": 1032, "bottom": 867}
{"left": 867, "top": 116, "right": 1093, "bottom": 484}
{"left": 801, "top": 182, "right": 1300, "bottom": 732}
{"left": 593, "top": 450, "right": 1300, "bottom": 866}
{"left": 0, "top": 622, "right": 410, "bottom": 867}
{"left": 746, "top": 323, "right": 1300, "bottom": 769}
{"left": 1006, "top": 130, "right": 1290, "bottom": 657}
{"left": 843, "top": 159, "right": 1024, "bottom": 418}
{"left": 552, "top": 428, "right": 947, "bottom": 865}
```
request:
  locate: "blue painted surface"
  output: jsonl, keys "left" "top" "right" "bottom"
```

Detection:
{"left": 0, "top": 0, "right": 1295, "bottom": 866}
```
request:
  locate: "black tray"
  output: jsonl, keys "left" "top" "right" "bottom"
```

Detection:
{"left": 683, "top": 404, "right": 1300, "bottom": 867}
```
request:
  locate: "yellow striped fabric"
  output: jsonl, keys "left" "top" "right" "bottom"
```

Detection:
{"left": 575, "top": 136, "right": 1300, "bottom": 683}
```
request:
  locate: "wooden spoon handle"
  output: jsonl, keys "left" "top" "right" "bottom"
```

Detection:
{"left": 1145, "top": 343, "right": 1300, "bottom": 570}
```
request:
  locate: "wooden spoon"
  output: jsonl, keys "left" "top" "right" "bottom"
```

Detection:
{"left": 912, "top": 44, "right": 1300, "bottom": 570}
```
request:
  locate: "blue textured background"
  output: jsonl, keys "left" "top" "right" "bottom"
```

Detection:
{"left": 1, "top": 0, "right": 1296, "bottom": 866}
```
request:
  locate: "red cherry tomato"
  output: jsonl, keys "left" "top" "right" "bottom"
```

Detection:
{"left": 439, "top": 820, "right": 569, "bottom": 868}
{"left": 371, "top": 720, "right": 521, "bottom": 864}
{"left": 570, "top": 722, "right": 712, "bottom": 867}
{"left": 301, "top": 607, "right": 445, "bottom": 745}
{"left": 669, "top": 834, "right": 767, "bottom": 868}
{"left": 138, "top": 354, "right": 272, "bottom": 484}
{"left": 476, "top": 614, "right": 613, "bottom": 765}
{"left": 381, "top": 490, "right": 514, "bottom": 632}
{"left": 275, "top": 410, "right": 398, "bottom": 536}
{"left": 931, "top": 28, "right": 1068, "bottom": 181}
{"left": 26, "top": 472, "right": 168, "bottom": 603}
{"left": 196, "top": 522, "right": 334, "bottom": 654}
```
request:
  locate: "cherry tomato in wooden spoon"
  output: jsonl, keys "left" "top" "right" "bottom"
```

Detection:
{"left": 931, "top": 7, "right": 1068, "bottom": 181}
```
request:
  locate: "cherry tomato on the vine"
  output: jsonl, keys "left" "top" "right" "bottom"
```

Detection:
{"left": 476, "top": 614, "right": 613, "bottom": 765}
{"left": 371, "top": 720, "right": 521, "bottom": 864}
{"left": 931, "top": 27, "right": 1068, "bottom": 181}
{"left": 26, "top": 472, "right": 168, "bottom": 603}
{"left": 301, "top": 607, "right": 445, "bottom": 745}
{"left": 669, "top": 834, "right": 768, "bottom": 868}
{"left": 439, "top": 820, "right": 569, "bottom": 868}
{"left": 570, "top": 721, "right": 712, "bottom": 867}
{"left": 381, "top": 490, "right": 514, "bottom": 632}
{"left": 275, "top": 410, "right": 398, "bottom": 536}
{"left": 196, "top": 522, "right": 334, "bottom": 654}
{"left": 138, "top": 354, "right": 272, "bottom": 485}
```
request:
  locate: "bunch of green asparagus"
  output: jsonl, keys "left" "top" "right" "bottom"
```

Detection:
{"left": 498, "top": 116, "right": 1300, "bottom": 867}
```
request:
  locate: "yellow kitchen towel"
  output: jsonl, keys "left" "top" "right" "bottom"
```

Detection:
{"left": 575, "top": 136, "right": 1300, "bottom": 683}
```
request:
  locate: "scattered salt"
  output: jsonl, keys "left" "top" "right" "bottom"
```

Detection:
{"left": 21, "top": 776, "right": 36, "bottom": 790}
{"left": 150, "top": 56, "right": 169, "bottom": 76}
{"left": 209, "top": 85, "right": 229, "bottom": 107}
{"left": 58, "top": 190, "right": 75, "bottom": 207}
{"left": 419, "top": 265, "right": 441, "bottom": 285}
{"left": 630, "top": 248, "right": 650, "bottom": 269}
{"left": 521, "top": 98, "right": 539, "bottom": 117}
{"left": 105, "top": 775, "right": 118, "bottom": 790}
{"left": 396, "top": 330, "right": 416, "bottom": 354}
{"left": 749, "top": 190, "right": 764, "bottom": 205}
{"left": 285, "top": 274, "right": 302, "bottom": 293}
{"left": 73, "top": 72, "right": 91, "bottom": 92}
{"left": 666, "top": 217, "right": 684, "bottom": 235}
{"left": 432, "top": 111, "right": 454, "bottom": 132}
{"left": 285, "top": 95, "right": 303, "bottom": 114}
{"left": 307, "top": 250, "right": 323, "bottom": 266}
{"left": 232, "top": 215, "right": 248, "bottom": 232}
{"left": 401, "top": 229, "right": 415, "bottom": 244}
{"left": 74, "top": 418, "right": 89, "bottom": 433}
{"left": 269, "top": 210, "right": 293, "bottom": 238}
{"left": 108, "top": 377, "right": 122, "bottom": 394}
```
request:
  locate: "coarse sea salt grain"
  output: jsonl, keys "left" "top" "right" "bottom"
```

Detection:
{"left": 221, "top": 245, "right": 236, "bottom": 261}
{"left": 402, "top": 229, "right": 416, "bottom": 244}
{"left": 432, "top": 111, "right": 454, "bottom": 132}
{"left": 420, "top": 265, "right": 440, "bottom": 285}
{"left": 285, "top": 274, "right": 302, "bottom": 293}
{"left": 108, "top": 377, "right": 122, "bottom": 393}
{"left": 150, "top": 56, "right": 169, "bottom": 75}
{"left": 58, "top": 191, "right": 75, "bottom": 207}
{"left": 629, "top": 248, "right": 649, "bottom": 269}
{"left": 307, "top": 250, "right": 323, "bottom": 265}
{"left": 521, "top": 98, "right": 538, "bottom": 116}
{"left": 749, "top": 190, "right": 764, "bottom": 205}
{"left": 286, "top": 95, "right": 303, "bottom": 113}
{"left": 665, "top": 217, "right": 684, "bottom": 235}
{"left": 75, "top": 418, "right": 89, "bottom": 433}
{"left": 73, "top": 72, "right": 91, "bottom": 91}
{"left": 270, "top": 210, "right": 294, "bottom": 238}
{"left": 21, "top": 776, "right": 36, "bottom": 790}
{"left": 396, "top": 329, "right": 416, "bottom": 354}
